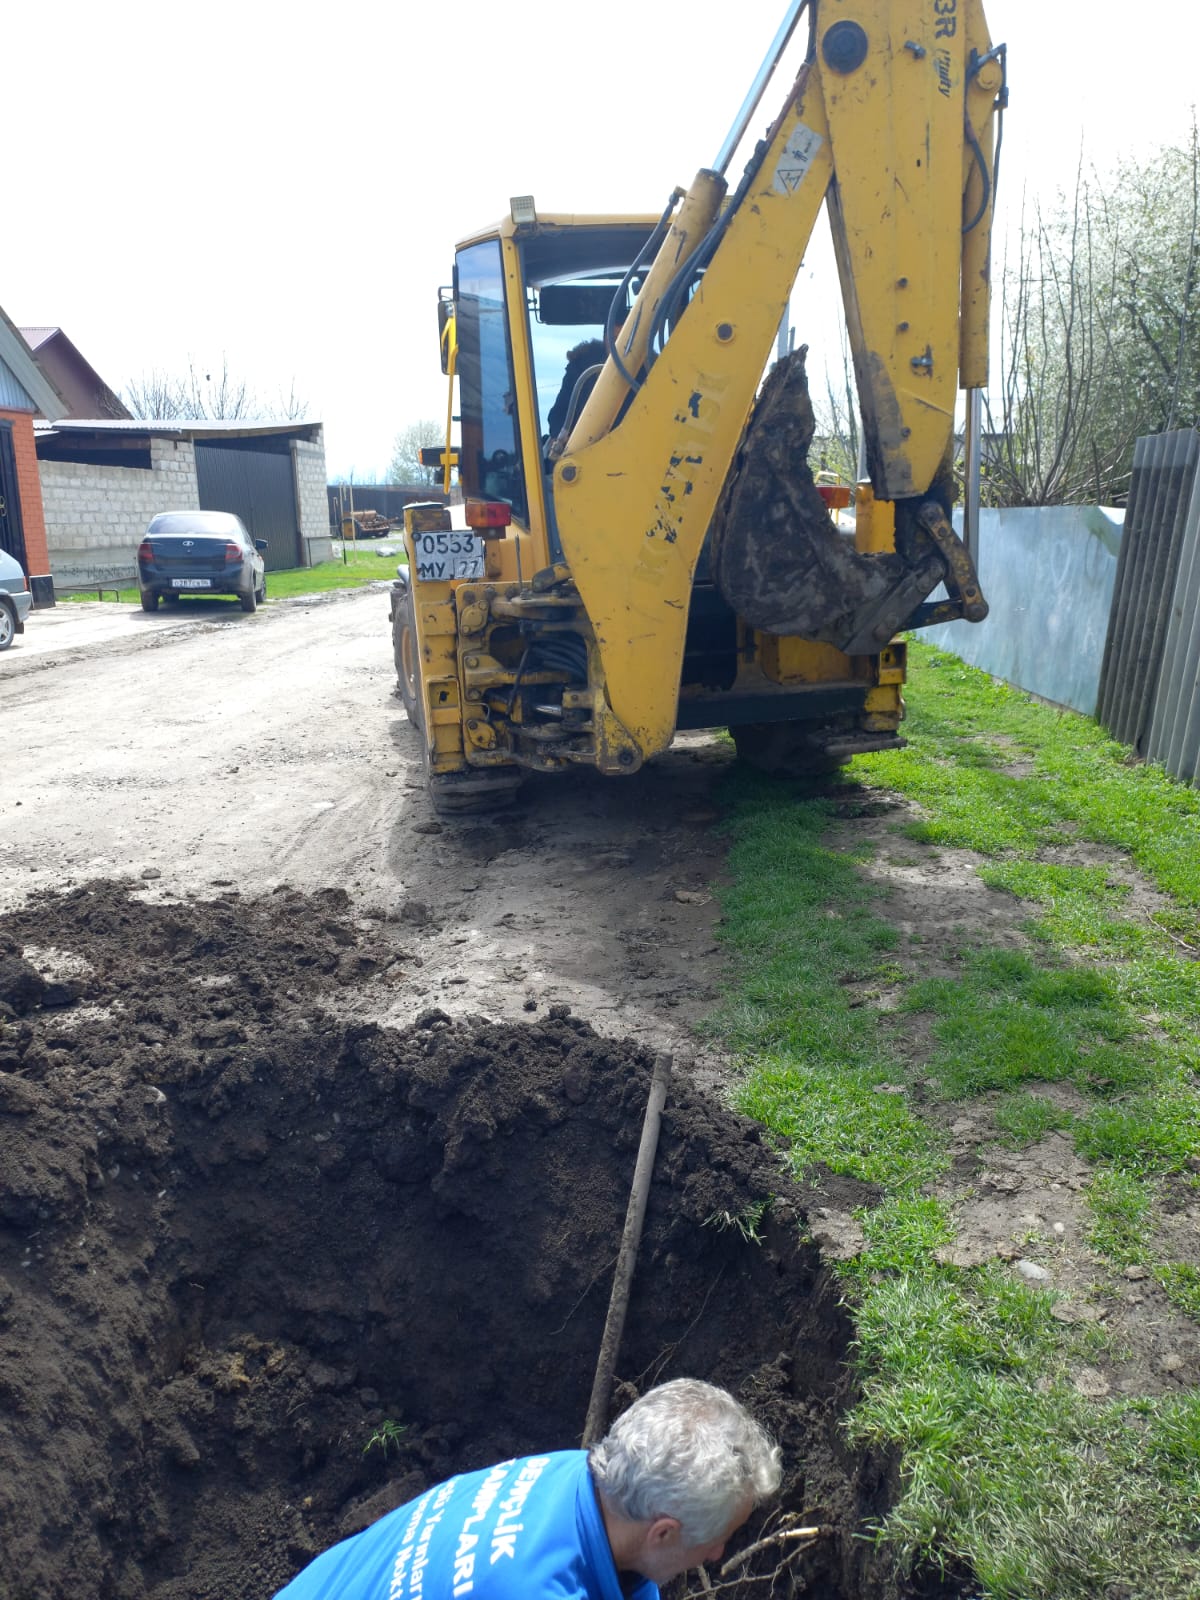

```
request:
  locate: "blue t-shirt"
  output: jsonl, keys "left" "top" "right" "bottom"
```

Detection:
{"left": 274, "top": 1450, "right": 659, "bottom": 1600}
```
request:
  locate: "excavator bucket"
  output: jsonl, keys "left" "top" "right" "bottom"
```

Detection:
{"left": 708, "top": 348, "right": 971, "bottom": 655}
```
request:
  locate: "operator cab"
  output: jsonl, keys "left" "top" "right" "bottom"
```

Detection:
{"left": 446, "top": 213, "right": 737, "bottom": 692}
{"left": 449, "top": 218, "right": 655, "bottom": 558}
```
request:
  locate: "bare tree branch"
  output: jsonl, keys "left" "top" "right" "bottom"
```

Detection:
{"left": 122, "top": 355, "right": 308, "bottom": 422}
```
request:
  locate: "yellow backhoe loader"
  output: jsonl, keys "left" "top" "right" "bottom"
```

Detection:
{"left": 391, "top": 0, "right": 1006, "bottom": 814}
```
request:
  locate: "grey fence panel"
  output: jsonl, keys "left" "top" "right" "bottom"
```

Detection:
{"left": 924, "top": 505, "right": 1123, "bottom": 716}
{"left": 1097, "top": 430, "right": 1200, "bottom": 751}
{"left": 1145, "top": 455, "right": 1200, "bottom": 783}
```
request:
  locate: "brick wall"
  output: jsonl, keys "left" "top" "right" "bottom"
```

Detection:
{"left": 0, "top": 409, "right": 49, "bottom": 577}
{"left": 40, "top": 437, "right": 200, "bottom": 588}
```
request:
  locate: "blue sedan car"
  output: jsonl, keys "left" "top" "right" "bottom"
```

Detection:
{"left": 137, "top": 510, "right": 268, "bottom": 614}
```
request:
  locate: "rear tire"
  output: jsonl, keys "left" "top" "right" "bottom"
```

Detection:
{"left": 731, "top": 722, "right": 845, "bottom": 778}
{"left": 239, "top": 584, "right": 257, "bottom": 614}
{"left": 0, "top": 600, "right": 15, "bottom": 650}
{"left": 140, "top": 590, "right": 159, "bottom": 613}
{"left": 428, "top": 769, "right": 523, "bottom": 816}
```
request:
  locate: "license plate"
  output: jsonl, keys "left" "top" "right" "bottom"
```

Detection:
{"left": 411, "top": 529, "right": 484, "bottom": 582}
{"left": 172, "top": 578, "right": 212, "bottom": 589}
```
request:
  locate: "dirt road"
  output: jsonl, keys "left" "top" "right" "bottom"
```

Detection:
{"left": 1, "top": 588, "right": 733, "bottom": 1062}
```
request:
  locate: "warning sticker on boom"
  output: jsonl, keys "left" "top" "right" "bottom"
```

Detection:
{"left": 772, "top": 124, "right": 823, "bottom": 196}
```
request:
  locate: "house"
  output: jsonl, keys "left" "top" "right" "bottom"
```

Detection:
{"left": 18, "top": 327, "right": 130, "bottom": 422}
{"left": 0, "top": 307, "right": 65, "bottom": 602}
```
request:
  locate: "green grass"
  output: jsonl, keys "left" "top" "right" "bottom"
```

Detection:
{"left": 61, "top": 545, "right": 401, "bottom": 606}
{"left": 709, "top": 642, "right": 1200, "bottom": 1599}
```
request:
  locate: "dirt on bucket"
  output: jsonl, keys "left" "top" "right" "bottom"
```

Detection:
{"left": 0, "top": 882, "right": 957, "bottom": 1600}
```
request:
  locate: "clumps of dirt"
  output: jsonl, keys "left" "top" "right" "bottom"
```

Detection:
{"left": 0, "top": 882, "right": 955, "bottom": 1600}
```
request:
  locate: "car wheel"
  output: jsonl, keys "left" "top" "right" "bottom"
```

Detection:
{"left": 255, "top": 575, "right": 266, "bottom": 604}
{"left": 239, "top": 584, "right": 257, "bottom": 614}
{"left": 140, "top": 590, "right": 159, "bottom": 613}
{"left": 392, "top": 584, "right": 423, "bottom": 729}
{"left": 0, "top": 600, "right": 14, "bottom": 651}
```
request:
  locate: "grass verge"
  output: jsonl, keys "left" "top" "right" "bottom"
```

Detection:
{"left": 710, "top": 641, "right": 1200, "bottom": 1599}
{"left": 61, "top": 544, "right": 402, "bottom": 605}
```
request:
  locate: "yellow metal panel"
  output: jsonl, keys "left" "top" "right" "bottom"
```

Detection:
{"left": 554, "top": 68, "right": 834, "bottom": 757}
{"left": 823, "top": 0, "right": 974, "bottom": 497}
{"left": 960, "top": 0, "right": 1000, "bottom": 389}
{"left": 853, "top": 481, "right": 896, "bottom": 554}
{"left": 500, "top": 235, "right": 552, "bottom": 569}
{"left": 758, "top": 634, "right": 855, "bottom": 685}
{"left": 403, "top": 506, "right": 467, "bottom": 775}
{"left": 456, "top": 213, "right": 661, "bottom": 252}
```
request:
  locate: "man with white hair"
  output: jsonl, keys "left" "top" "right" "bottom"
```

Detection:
{"left": 274, "top": 1379, "right": 782, "bottom": 1600}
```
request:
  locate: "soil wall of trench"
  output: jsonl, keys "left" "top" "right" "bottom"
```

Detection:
{"left": 0, "top": 883, "right": 953, "bottom": 1600}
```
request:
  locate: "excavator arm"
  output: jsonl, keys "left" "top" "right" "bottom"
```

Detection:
{"left": 551, "top": 0, "right": 1004, "bottom": 761}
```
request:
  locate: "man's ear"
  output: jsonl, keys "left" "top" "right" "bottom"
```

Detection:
{"left": 646, "top": 1517, "right": 682, "bottom": 1548}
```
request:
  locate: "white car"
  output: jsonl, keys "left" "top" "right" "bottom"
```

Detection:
{"left": 0, "top": 550, "right": 32, "bottom": 651}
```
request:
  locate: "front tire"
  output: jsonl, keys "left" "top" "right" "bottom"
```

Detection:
{"left": 140, "top": 590, "right": 159, "bottom": 613}
{"left": 392, "top": 585, "right": 423, "bottom": 730}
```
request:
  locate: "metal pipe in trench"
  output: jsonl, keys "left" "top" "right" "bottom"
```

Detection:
{"left": 582, "top": 1052, "right": 674, "bottom": 1447}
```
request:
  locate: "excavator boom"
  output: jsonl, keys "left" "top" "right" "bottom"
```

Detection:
{"left": 553, "top": 0, "right": 1002, "bottom": 757}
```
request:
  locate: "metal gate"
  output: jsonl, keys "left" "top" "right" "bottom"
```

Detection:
{"left": 0, "top": 421, "right": 28, "bottom": 571}
{"left": 194, "top": 442, "right": 299, "bottom": 572}
{"left": 1097, "top": 429, "right": 1200, "bottom": 785}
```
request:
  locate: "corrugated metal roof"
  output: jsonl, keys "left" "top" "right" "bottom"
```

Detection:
{"left": 34, "top": 417, "right": 321, "bottom": 439}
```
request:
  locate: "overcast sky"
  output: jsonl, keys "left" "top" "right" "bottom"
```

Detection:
{"left": 8, "top": 0, "right": 1196, "bottom": 480}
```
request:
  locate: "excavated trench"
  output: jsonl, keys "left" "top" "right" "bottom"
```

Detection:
{"left": 0, "top": 884, "right": 959, "bottom": 1600}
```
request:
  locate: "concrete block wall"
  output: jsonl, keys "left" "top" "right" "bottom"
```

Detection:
{"left": 293, "top": 432, "right": 334, "bottom": 565}
{"left": 41, "top": 437, "right": 200, "bottom": 588}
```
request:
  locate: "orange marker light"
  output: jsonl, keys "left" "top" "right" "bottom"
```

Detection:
{"left": 464, "top": 499, "right": 513, "bottom": 530}
{"left": 816, "top": 485, "right": 852, "bottom": 510}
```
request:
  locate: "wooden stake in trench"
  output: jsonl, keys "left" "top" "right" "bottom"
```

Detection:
{"left": 582, "top": 1052, "right": 674, "bottom": 1447}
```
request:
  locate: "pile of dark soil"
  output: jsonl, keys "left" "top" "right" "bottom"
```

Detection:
{"left": 0, "top": 882, "right": 941, "bottom": 1600}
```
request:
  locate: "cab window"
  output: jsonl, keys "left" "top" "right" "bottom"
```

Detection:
{"left": 454, "top": 240, "right": 528, "bottom": 522}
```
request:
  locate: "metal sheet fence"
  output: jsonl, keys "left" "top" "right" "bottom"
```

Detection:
{"left": 923, "top": 504, "right": 1124, "bottom": 717}
{"left": 1098, "top": 430, "right": 1200, "bottom": 785}
{"left": 196, "top": 443, "right": 299, "bottom": 572}
{"left": 326, "top": 484, "right": 449, "bottom": 531}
